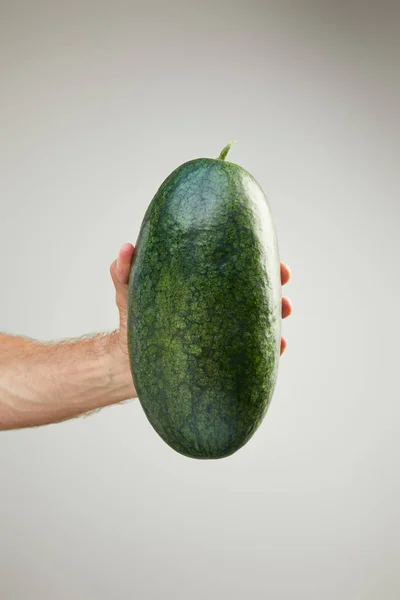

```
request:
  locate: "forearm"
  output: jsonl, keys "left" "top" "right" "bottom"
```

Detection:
{"left": 0, "top": 332, "right": 136, "bottom": 430}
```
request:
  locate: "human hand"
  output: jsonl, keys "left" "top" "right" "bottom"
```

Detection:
{"left": 109, "top": 243, "right": 136, "bottom": 358}
{"left": 280, "top": 263, "right": 292, "bottom": 355}
{"left": 110, "top": 244, "right": 292, "bottom": 357}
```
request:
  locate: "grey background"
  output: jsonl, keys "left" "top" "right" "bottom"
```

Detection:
{"left": 1, "top": 1, "right": 399, "bottom": 599}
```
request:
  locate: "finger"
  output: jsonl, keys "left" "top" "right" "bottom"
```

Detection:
{"left": 110, "top": 244, "right": 135, "bottom": 286}
{"left": 282, "top": 297, "right": 292, "bottom": 319}
{"left": 110, "top": 259, "right": 119, "bottom": 287}
{"left": 281, "top": 263, "right": 291, "bottom": 286}
{"left": 116, "top": 243, "right": 135, "bottom": 284}
{"left": 280, "top": 337, "right": 287, "bottom": 355}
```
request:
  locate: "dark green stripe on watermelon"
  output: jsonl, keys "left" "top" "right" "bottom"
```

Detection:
{"left": 127, "top": 143, "right": 281, "bottom": 459}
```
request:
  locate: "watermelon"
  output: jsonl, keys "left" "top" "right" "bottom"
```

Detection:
{"left": 127, "top": 142, "right": 281, "bottom": 459}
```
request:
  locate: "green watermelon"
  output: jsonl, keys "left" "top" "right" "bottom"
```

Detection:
{"left": 127, "top": 142, "right": 282, "bottom": 459}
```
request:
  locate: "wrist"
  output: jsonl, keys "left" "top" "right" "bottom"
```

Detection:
{"left": 98, "top": 331, "right": 137, "bottom": 402}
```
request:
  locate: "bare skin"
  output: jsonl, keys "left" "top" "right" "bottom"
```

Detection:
{"left": 0, "top": 243, "right": 292, "bottom": 431}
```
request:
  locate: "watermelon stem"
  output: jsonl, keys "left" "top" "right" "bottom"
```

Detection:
{"left": 218, "top": 140, "right": 237, "bottom": 161}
